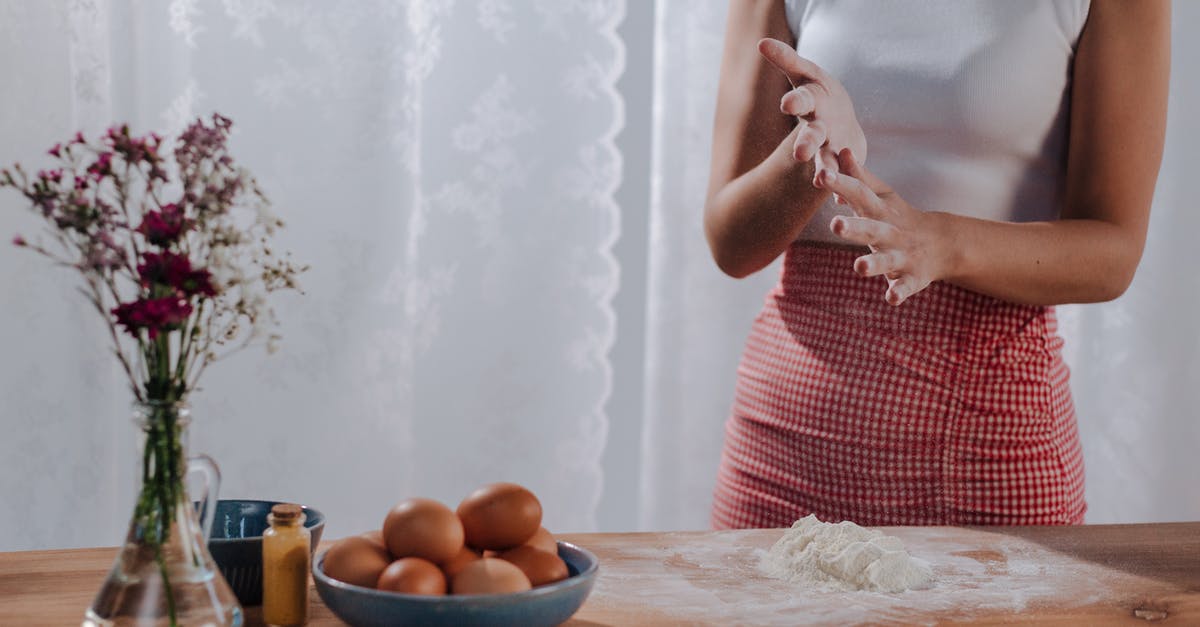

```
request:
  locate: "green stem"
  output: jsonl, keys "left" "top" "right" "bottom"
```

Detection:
{"left": 175, "top": 301, "right": 202, "bottom": 389}
{"left": 135, "top": 400, "right": 184, "bottom": 626}
{"left": 156, "top": 543, "right": 178, "bottom": 627}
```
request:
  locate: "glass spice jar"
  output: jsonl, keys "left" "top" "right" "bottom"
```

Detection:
{"left": 262, "top": 503, "right": 310, "bottom": 626}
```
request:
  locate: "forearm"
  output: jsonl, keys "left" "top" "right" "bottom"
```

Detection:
{"left": 936, "top": 213, "right": 1144, "bottom": 306}
{"left": 704, "top": 135, "right": 829, "bottom": 278}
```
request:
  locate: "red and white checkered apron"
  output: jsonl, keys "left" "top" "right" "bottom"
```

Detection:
{"left": 711, "top": 243, "right": 1087, "bottom": 528}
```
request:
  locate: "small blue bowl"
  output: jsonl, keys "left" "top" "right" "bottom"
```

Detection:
{"left": 202, "top": 499, "right": 326, "bottom": 606}
{"left": 313, "top": 541, "right": 598, "bottom": 627}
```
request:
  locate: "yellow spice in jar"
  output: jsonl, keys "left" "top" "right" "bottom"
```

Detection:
{"left": 262, "top": 503, "right": 310, "bottom": 626}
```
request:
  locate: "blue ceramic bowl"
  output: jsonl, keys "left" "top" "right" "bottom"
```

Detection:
{"left": 203, "top": 499, "right": 326, "bottom": 606}
{"left": 313, "top": 541, "right": 599, "bottom": 627}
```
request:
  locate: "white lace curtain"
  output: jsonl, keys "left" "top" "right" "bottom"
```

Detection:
{"left": 643, "top": 0, "right": 1200, "bottom": 528}
{"left": 2, "top": 0, "right": 1197, "bottom": 553}
{"left": 0, "top": 0, "right": 623, "bottom": 550}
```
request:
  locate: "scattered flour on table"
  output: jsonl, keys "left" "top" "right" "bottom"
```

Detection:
{"left": 761, "top": 514, "right": 934, "bottom": 593}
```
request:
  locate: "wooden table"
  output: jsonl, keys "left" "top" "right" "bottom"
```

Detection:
{"left": 2, "top": 523, "right": 1198, "bottom": 625}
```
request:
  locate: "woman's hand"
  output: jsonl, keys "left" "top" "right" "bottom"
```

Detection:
{"left": 820, "top": 148, "right": 950, "bottom": 306}
{"left": 758, "top": 38, "right": 866, "bottom": 185}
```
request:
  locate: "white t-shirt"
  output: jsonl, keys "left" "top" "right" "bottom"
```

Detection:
{"left": 785, "top": 0, "right": 1092, "bottom": 244}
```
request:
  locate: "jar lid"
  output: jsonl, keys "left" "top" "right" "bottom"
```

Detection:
{"left": 270, "top": 503, "right": 303, "bottom": 521}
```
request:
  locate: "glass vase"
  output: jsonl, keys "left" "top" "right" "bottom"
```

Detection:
{"left": 84, "top": 401, "right": 243, "bottom": 626}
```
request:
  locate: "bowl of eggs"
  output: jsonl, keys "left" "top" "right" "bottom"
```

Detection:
{"left": 313, "top": 482, "right": 599, "bottom": 627}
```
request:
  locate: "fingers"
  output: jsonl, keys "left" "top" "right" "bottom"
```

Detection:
{"left": 836, "top": 146, "right": 865, "bottom": 178}
{"left": 813, "top": 146, "right": 839, "bottom": 184}
{"left": 820, "top": 165, "right": 887, "bottom": 219}
{"left": 830, "top": 216, "right": 894, "bottom": 247}
{"left": 758, "top": 38, "right": 828, "bottom": 88}
{"left": 823, "top": 148, "right": 925, "bottom": 305}
{"left": 781, "top": 86, "right": 816, "bottom": 118}
{"left": 837, "top": 147, "right": 889, "bottom": 195}
{"left": 885, "top": 275, "right": 925, "bottom": 306}
{"left": 853, "top": 250, "right": 906, "bottom": 278}
{"left": 793, "top": 120, "right": 827, "bottom": 162}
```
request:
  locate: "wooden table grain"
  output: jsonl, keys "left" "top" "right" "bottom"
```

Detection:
{"left": 2, "top": 523, "right": 1197, "bottom": 625}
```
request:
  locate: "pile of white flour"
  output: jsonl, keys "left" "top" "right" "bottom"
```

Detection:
{"left": 761, "top": 515, "right": 934, "bottom": 593}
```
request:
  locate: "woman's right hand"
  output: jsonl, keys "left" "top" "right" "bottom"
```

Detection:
{"left": 758, "top": 38, "right": 866, "bottom": 186}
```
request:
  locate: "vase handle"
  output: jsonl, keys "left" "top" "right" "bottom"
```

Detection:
{"left": 188, "top": 454, "right": 222, "bottom": 543}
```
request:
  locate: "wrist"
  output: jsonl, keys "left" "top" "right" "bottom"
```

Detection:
{"left": 766, "top": 140, "right": 829, "bottom": 207}
{"left": 767, "top": 134, "right": 813, "bottom": 177}
{"left": 926, "top": 211, "right": 965, "bottom": 283}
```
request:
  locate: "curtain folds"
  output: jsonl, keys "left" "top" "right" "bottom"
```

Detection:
{"left": 0, "top": 0, "right": 624, "bottom": 550}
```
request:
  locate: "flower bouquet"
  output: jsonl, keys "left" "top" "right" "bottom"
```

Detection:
{"left": 1, "top": 114, "right": 303, "bottom": 625}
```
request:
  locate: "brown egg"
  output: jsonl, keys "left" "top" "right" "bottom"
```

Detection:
{"left": 456, "top": 483, "right": 542, "bottom": 551}
{"left": 361, "top": 529, "right": 389, "bottom": 552}
{"left": 441, "top": 545, "right": 482, "bottom": 579}
{"left": 525, "top": 527, "right": 557, "bottom": 554}
{"left": 382, "top": 498, "right": 464, "bottom": 564}
{"left": 322, "top": 535, "right": 393, "bottom": 588}
{"left": 451, "top": 557, "right": 532, "bottom": 595}
{"left": 497, "top": 545, "right": 569, "bottom": 587}
{"left": 376, "top": 557, "right": 447, "bottom": 596}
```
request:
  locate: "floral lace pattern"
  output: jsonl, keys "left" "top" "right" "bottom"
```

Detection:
{"left": 0, "top": 0, "right": 623, "bottom": 549}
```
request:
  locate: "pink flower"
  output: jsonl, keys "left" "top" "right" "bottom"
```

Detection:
{"left": 12, "top": 235, "right": 26, "bottom": 247}
{"left": 137, "top": 204, "right": 192, "bottom": 247}
{"left": 106, "top": 125, "right": 163, "bottom": 165}
{"left": 112, "top": 297, "right": 193, "bottom": 339}
{"left": 105, "top": 125, "right": 128, "bottom": 142}
{"left": 48, "top": 144, "right": 62, "bottom": 158}
{"left": 87, "top": 152, "right": 114, "bottom": 180}
{"left": 175, "top": 114, "right": 235, "bottom": 173}
{"left": 137, "top": 251, "right": 217, "bottom": 298}
{"left": 83, "top": 231, "right": 124, "bottom": 271}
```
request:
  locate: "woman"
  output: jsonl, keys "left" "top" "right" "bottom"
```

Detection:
{"left": 706, "top": 0, "right": 1169, "bottom": 528}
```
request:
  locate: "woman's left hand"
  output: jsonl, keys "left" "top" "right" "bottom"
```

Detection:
{"left": 818, "top": 148, "right": 951, "bottom": 306}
